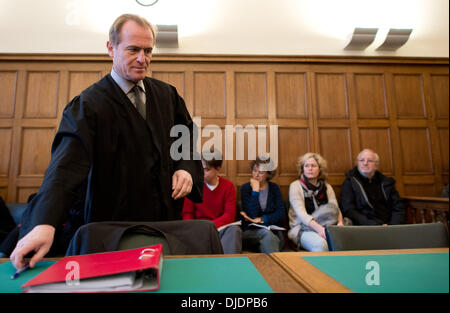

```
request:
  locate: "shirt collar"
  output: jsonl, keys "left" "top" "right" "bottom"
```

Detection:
{"left": 110, "top": 68, "right": 145, "bottom": 94}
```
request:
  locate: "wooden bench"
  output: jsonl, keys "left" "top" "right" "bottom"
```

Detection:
{"left": 404, "top": 196, "right": 449, "bottom": 233}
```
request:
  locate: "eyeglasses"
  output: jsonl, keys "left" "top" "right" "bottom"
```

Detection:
{"left": 252, "top": 169, "right": 266, "bottom": 175}
{"left": 358, "top": 159, "right": 376, "bottom": 163}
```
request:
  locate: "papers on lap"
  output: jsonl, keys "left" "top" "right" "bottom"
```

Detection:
{"left": 248, "top": 223, "right": 286, "bottom": 231}
{"left": 217, "top": 220, "right": 242, "bottom": 232}
{"left": 22, "top": 244, "right": 163, "bottom": 293}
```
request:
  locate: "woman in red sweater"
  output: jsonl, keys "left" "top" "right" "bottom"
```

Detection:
{"left": 182, "top": 150, "right": 242, "bottom": 254}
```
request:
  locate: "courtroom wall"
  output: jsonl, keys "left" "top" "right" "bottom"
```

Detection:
{"left": 0, "top": 54, "right": 448, "bottom": 202}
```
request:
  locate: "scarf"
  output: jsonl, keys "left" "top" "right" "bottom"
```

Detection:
{"left": 299, "top": 176, "right": 328, "bottom": 214}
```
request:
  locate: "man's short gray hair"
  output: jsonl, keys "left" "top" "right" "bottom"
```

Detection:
{"left": 109, "top": 14, "right": 157, "bottom": 47}
{"left": 357, "top": 148, "right": 380, "bottom": 165}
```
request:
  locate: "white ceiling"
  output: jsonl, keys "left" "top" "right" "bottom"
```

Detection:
{"left": 0, "top": 0, "right": 448, "bottom": 57}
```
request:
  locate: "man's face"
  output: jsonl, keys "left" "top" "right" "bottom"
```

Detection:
{"left": 357, "top": 150, "right": 378, "bottom": 178}
{"left": 202, "top": 160, "right": 220, "bottom": 185}
{"left": 107, "top": 20, "right": 154, "bottom": 83}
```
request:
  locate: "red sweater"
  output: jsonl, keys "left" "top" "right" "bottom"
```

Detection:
{"left": 182, "top": 177, "right": 236, "bottom": 228}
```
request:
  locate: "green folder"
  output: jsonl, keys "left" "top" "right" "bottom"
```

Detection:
{"left": 303, "top": 252, "right": 449, "bottom": 293}
{"left": 0, "top": 256, "right": 273, "bottom": 293}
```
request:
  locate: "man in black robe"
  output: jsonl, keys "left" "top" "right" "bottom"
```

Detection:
{"left": 10, "top": 14, "right": 203, "bottom": 269}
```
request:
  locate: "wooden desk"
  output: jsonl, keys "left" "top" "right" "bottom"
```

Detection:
{"left": 1, "top": 253, "right": 306, "bottom": 293}
{"left": 166, "top": 254, "right": 306, "bottom": 293}
{"left": 270, "top": 248, "right": 449, "bottom": 293}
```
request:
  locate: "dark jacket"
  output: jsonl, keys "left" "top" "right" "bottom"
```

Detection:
{"left": 340, "top": 167, "right": 406, "bottom": 225}
{"left": 0, "top": 197, "right": 16, "bottom": 245}
{"left": 19, "top": 75, "right": 203, "bottom": 238}
{"left": 240, "top": 182, "right": 285, "bottom": 231}
{"left": 66, "top": 220, "right": 223, "bottom": 256}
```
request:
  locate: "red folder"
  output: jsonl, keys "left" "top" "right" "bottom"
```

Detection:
{"left": 22, "top": 244, "right": 163, "bottom": 293}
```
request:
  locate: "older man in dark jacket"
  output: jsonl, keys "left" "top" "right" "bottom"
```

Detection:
{"left": 340, "top": 149, "right": 406, "bottom": 225}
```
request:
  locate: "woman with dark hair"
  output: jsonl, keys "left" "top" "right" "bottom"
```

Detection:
{"left": 240, "top": 157, "right": 285, "bottom": 254}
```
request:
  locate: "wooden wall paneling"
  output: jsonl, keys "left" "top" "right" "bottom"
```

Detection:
{"left": 0, "top": 127, "right": 13, "bottom": 178}
{"left": 225, "top": 70, "right": 237, "bottom": 188}
{"left": 314, "top": 72, "right": 348, "bottom": 119}
{"left": 353, "top": 73, "right": 388, "bottom": 119}
{"left": 16, "top": 187, "right": 40, "bottom": 203}
{"left": 0, "top": 55, "right": 448, "bottom": 202}
{"left": 403, "top": 182, "right": 437, "bottom": 197}
{"left": 235, "top": 72, "right": 267, "bottom": 119}
{"left": 0, "top": 70, "right": 16, "bottom": 198}
{"left": 0, "top": 188, "right": 7, "bottom": 200}
{"left": 430, "top": 74, "right": 449, "bottom": 120}
{"left": 0, "top": 126, "right": 12, "bottom": 197}
{"left": 318, "top": 127, "right": 353, "bottom": 177}
{"left": 18, "top": 127, "right": 55, "bottom": 177}
{"left": 0, "top": 71, "right": 17, "bottom": 118}
{"left": 184, "top": 70, "right": 194, "bottom": 116}
{"left": 398, "top": 127, "right": 435, "bottom": 196}
{"left": 68, "top": 71, "right": 103, "bottom": 102}
{"left": 346, "top": 72, "right": 360, "bottom": 172}
{"left": 24, "top": 71, "right": 59, "bottom": 119}
{"left": 392, "top": 73, "right": 427, "bottom": 119}
{"left": 437, "top": 127, "right": 449, "bottom": 178}
{"left": 277, "top": 127, "right": 310, "bottom": 177}
{"left": 193, "top": 71, "right": 226, "bottom": 118}
{"left": 383, "top": 71, "right": 404, "bottom": 195}
{"left": 398, "top": 127, "right": 434, "bottom": 175}
{"left": 275, "top": 72, "right": 308, "bottom": 119}
{"left": 423, "top": 72, "right": 446, "bottom": 195}
{"left": 305, "top": 70, "right": 317, "bottom": 155}
{"left": 151, "top": 71, "right": 185, "bottom": 97}
{"left": 7, "top": 69, "right": 27, "bottom": 202}
{"left": 266, "top": 71, "right": 277, "bottom": 129}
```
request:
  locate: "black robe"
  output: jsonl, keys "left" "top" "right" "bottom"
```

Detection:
{"left": 19, "top": 74, "right": 203, "bottom": 238}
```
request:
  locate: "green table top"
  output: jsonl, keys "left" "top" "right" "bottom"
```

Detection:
{"left": 0, "top": 256, "right": 273, "bottom": 293}
{"left": 303, "top": 252, "right": 449, "bottom": 293}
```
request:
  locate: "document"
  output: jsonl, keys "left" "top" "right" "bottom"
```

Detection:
{"left": 248, "top": 223, "right": 286, "bottom": 231}
{"left": 217, "top": 220, "right": 242, "bottom": 232}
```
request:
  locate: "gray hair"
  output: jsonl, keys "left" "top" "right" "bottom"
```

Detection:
{"left": 357, "top": 149, "right": 380, "bottom": 165}
{"left": 109, "top": 14, "right": 157, "bottom": 47}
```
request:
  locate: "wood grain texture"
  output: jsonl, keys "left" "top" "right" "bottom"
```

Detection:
{"left": 0, "top": 54, "right": 447, "bottom": 201}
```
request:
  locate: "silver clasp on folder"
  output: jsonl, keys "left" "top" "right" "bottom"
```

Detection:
{"left": 139, "top": 248, "right": 156, "bottom": 260}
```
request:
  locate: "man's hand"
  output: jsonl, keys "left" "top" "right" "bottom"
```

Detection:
{"left": 171, "top": 170, "right": 193, "bottom": 200}
{"left": 10, "top": 225, "right": 55, "bottom": 270}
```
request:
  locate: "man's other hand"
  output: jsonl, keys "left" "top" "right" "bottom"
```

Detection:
{"left": 10, "top": 225, "right": 55, "bottom": 270}
{"left": 171, "top": 170, "right": 193, "bottom": 200}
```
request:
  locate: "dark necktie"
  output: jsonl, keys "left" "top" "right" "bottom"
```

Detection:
{"left": 132, "top": 85, "right": 146, "bottom": 119}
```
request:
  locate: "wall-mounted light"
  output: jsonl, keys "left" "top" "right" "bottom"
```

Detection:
{"left": 376, "top": 28, "right": 413, "bottom": 51}
{"left": 344, "top": 28, "right": 378, "bottom": 51}
{"left": 156, "top": 24, "right": 178, "bottom": 48}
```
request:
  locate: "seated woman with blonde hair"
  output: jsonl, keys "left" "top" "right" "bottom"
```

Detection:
{"left": 288, "top": 152, "right": 345, "bottom": 251}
